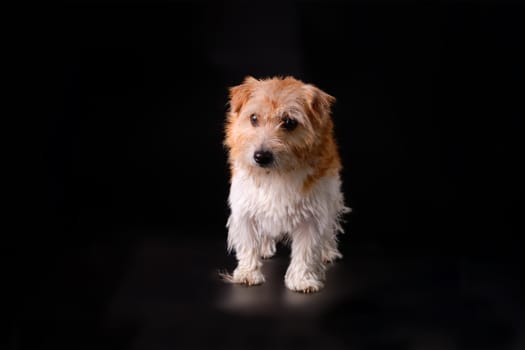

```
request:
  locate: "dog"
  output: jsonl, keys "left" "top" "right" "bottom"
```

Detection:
{"left": 222, "top": 76, "right": 350, "bottom": 293}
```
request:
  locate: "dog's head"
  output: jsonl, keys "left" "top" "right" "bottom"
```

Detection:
{"left": 225, "top": 76, "right": 336, "bottom": 174}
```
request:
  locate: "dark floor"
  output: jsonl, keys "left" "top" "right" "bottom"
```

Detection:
{"left": 9, "top": 228, "right": 524, "bottom": 350}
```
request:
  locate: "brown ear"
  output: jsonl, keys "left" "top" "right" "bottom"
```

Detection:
{"left": 303, "top": 84, "right": 336, "bottom": 122}
{"left": 228, "top": 76, "right": 258, "bottom": 114}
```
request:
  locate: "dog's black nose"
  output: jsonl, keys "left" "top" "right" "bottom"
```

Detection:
{"left": 254, "top": 150, "right": 274, "bottom": 166}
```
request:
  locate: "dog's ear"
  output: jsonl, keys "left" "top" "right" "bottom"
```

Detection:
{"left": 228, "top": 76, "right": 258, "bottom": 114}
{"left": 303, "top": 84, "right": 336, "bottom": 123}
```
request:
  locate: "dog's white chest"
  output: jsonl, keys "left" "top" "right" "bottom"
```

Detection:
{"left": 228, "top": 169, "right": 338, "bottom": 235}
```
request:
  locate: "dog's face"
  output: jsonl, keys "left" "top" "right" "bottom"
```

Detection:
{"left": 225, "top": 76, "right": 336, "bottom": 173}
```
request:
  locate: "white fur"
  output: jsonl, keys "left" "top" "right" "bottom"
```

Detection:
{"left": 226, "top": 164, "right": 349, "bottom": 292}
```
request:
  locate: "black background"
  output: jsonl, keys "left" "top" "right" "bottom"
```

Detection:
{"left": 10, "top": 0, "right": 524, "bottom": 349}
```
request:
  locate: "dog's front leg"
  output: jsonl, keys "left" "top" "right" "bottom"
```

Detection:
{"left": 226, "top": 216, "right": 265, "bottom": 286}
{"left": 285, "top": 220, "right": 326, "bottom": 293}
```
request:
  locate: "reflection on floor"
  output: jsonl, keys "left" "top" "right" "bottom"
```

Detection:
{"left": 8, "top": 231, "right": 524, "bottom": 349}
{"left": 99, "top": 234, "right": 524, "bottom": 350}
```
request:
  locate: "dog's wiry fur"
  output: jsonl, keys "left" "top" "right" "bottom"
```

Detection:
{"left": 223, "top": 76, "right": 350, "bottom": 293}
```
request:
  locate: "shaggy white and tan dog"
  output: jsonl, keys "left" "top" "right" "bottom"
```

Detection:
{"left": 223, "top": 76, "right": 349, "bottom": 293}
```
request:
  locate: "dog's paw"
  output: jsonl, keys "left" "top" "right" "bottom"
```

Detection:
{"left": 229, "top": 268, "right": 265, "bottom": 286}
{"left": 260, "top": 240, "right": 277, "bottom": 259}
{"left": 285, "top": 273, "right": 324, "bottom": 293}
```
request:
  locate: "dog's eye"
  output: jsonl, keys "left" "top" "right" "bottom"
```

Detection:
{"left": 250, "top": 114, "right": 258, "bottom": 127}
{"left": 281, "top": 116, "right": 298, "bottom": 131}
